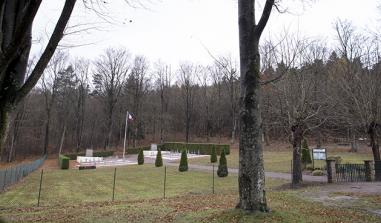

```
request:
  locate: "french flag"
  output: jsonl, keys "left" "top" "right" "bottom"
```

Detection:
{"left": 128, "top": 112, "right": 134, "bottom": 121}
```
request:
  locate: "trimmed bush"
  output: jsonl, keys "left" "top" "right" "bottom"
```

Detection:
{"left": 210, "top": 145, "right": 217, "bottom": 163}
{"left": 155, "top": 149, "right": 163, "bottom": 167}
{"left": 93, "top": 151, "right": 114, "bottom": 157}
{"left": 301, "top": 139, "right": 312, "bottom": 165}
{"left": 58, "top": 155, "right": 70, "bottom": 169}
{"left": 179, "top": 150, "right": 188, "bottom": 172}
{"left": 138, "top": 149, "right": 144, "bottom": 165}
{"left": 126, "top": 146, "right": 151, "bottom": 155}
{"left": 217, "top": 150, "right": 228, "bottom": 177}
{"left": 163, "top": 142, "right": 230, "bottom": 155}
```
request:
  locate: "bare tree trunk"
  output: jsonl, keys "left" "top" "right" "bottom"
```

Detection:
{"left": 263, "top": 125, "right": 270, "bottom": 146}
{"left": 8, "top": 134, "right": 15, "bottom": 162}
{"left": 160, "top": 90, "right": 164, "bottom": 144}
{"left": 133, "top": 126, "right": 137, "bottom": 148}
{"left": 316, "top": 130, "right": 322, "bottom": 148}
{"left": 0, "top": 106, "right": 10, "bottom": 162}
{"left": 104, "top": 110, "right": 113, "bottom": 150}
{"left": 350, "top": 132, "right": 358, "bottom": 153}
{"left": 237, "top": 0, "right": 274, "bottom": 212}
{"left": 185, "top": 112, "right": 190, "bottom": 143}
{"left": 58, "top": 124, "right": 66, "bottom": 155}
{"left": 291, "top": 124, "right": 303, "bottom": 185}
{"left": 43, "top": 111, "right": 51, "bottom": 155}
{"left": 8, "top": 105, "right": 24, "bottom": 161}
{"left": 368, "top": 122, "right": 381, "bottom": 161}
{"left": 231, "top": 116, "right": 236, "bottom": 144}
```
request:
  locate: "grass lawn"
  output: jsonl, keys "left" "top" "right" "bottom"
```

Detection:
{"left": 186, "top": 149, "right": 374, "bottom": 173}
{"left": 0, "top": 164, "right": 380, "bottom": 222}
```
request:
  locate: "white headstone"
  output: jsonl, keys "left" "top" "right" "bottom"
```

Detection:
{"left": 86, "top": 149, "right": 93, "bottom": 157}
{"left": 151, "top": 144, "right": 157, "bottom": 151}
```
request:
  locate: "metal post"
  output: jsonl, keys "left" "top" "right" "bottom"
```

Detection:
{"left": 112, "top": 168, "right": 117, "bottom": 201}
{"left": 212, "top": 165, "right": 215, "bottom": 194}
{"left": 37, "top": 169, "right": 44, "bottom": 207}
{"left": 123, "top": 111, "right": 129, "bottom": 159}
{"left": 163, "top": 166, "right": 167, "bottom": 199}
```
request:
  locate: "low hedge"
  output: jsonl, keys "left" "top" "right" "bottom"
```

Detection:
{"left": 58, "top": 155, "right": 70, "bottom": 169}
{"left": 126, "top": 146, "right": 151, "bottom": 155}
{"left": 162, "top": 142, "right": 230, "bottom": 155}
{"left": 64, "top": 150, "right": 115, "bottom": 160}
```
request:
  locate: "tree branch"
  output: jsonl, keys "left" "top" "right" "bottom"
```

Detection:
{"left": 14, "top": 0, "right": 77, "bottom": 104}
{"left": 254, "top": 0, "right": 275, "bottom": 39}
{"left": 0, "top": 1, "right": 42, "bottom": 71}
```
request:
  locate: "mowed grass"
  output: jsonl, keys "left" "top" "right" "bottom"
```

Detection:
{"left": 0, "top": 165, "right": 379, "bottom": 222}
{"left": 0, "top": 164, "right": 242, "bottom": 208}
{"left": 186, "top": 149, "right": 374, "bottom": 173}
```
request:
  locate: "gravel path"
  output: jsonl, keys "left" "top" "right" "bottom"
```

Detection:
{"left": 145, "top": 158, "right": 326, "bottom": 182}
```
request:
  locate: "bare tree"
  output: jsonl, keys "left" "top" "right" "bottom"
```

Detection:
{"left": 40, "top": 51, "right": 69, "bottom": 155}
{"left": 178, "top": 63, "right": 199, "bottom": 143}
{"left": 237, "top": 0, "right": 275, "bottom": 211}
{"left": 73, "top": 58, "right": 90, "bottom": 152}
{"left": 196, "top": 66, "right": 212, "bottom": 142}
{"left": 214, "top": 56, "right": 239, "bottom": 144}
{"left": 126, "top": 56, "right": 150, "bottom": 147}
{"left": 0, "top": 0, "right": 77, "bottom": 160}
{"left": 332, "top": 20, "right": 381, "bottom": 160}
{"left": 93, "top": 48, "right": 130, "bottom": 150}
{"left": 154, "top": 62, "right": 171, "bottom": 143}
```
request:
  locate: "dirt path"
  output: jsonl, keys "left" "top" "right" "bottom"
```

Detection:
{"left": 301, "top": 182, "right": 381, "bottom": 217}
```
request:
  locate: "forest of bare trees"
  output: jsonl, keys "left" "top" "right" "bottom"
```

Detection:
{"left": 0, "top": 20, "right": 380, "bottom": 170}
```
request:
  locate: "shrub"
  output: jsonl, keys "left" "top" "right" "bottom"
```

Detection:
{"left": 179, "top": 150, "right": 188, "bottom": 172}
{"left": 301, "top": 139, "right": 312, "bottom": 165}
{"left": 58, "top": 155, "right": 70, "bottom": 169}
{"left": 312, "top": 169, "right": 325, "bottom": 176}
{"left": 126, "top": 146, "right": 151, "bottom": 155}
{"left": 93, "top": 151, "right": 114, "bottom": 157}
{"left": 138, "top": 149, "right": 144, "bottom": 165}
{"left": 163, "top": 142, "right": 230, "bottom": 155}
{"left": 327, "top": 156, "right": 342, "bottom": 164}
{"left": 155, "top": 149, "right": 163, "bottom": 167}
{"left": 210, "top": 145, "right": 217, "bottom": 163}
{"left": 217, "top": 150, "right": 228, "bottom": 177}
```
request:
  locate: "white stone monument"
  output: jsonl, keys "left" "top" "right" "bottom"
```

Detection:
{"left": 86, "top": 149, "right": 93, "bottom": 157}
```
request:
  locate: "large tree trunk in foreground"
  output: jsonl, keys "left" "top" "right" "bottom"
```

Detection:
{"left": 0, "top": 0, "right": 77, "bottom": 160}
{"left": 237, "top": 0, "right": 274, "bottom": 212}
{"left": 291, "top": 124, "right": 303, "bottom": 185}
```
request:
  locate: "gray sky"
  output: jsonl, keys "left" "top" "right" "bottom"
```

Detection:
{"left": 32, "top": 0, "right": 380, "bottom": 67}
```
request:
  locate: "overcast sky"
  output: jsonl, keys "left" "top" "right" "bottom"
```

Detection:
{"left": 32, "top": 0, "right": 381, "bottom": 67}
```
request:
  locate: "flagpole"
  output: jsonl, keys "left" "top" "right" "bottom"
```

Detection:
{"left": 123, "top": 111, "right": 128, "bottom": 159}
